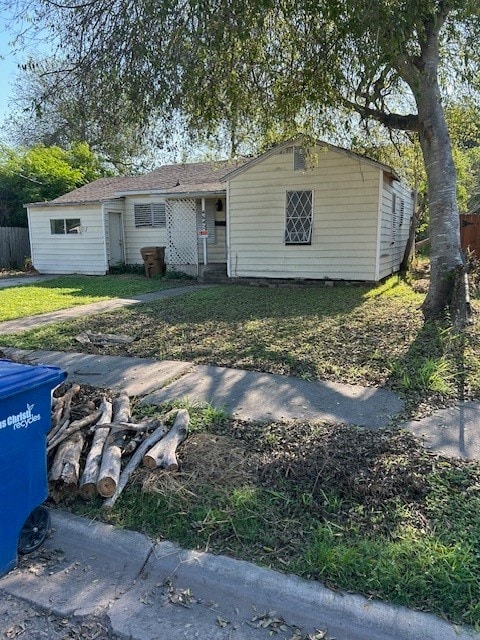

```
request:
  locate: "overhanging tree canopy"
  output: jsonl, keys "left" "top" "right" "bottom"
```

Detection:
{"left": 0, "top": 143, "right": 111, "bottom": 226}
{"left": 9, "top": 0, "right": 480, "bottom": 322}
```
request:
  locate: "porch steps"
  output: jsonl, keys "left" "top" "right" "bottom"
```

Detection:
{"left": 198, "top": 263, "right": 229, "bottom": 284}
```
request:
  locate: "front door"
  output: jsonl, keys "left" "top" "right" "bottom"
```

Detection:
{"left": 108, "top": 212, "right": 124, "bottom": 265}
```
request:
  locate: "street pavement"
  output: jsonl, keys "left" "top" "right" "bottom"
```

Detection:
{"left": 1, "top": 278, "right": 480, "bottom": 639}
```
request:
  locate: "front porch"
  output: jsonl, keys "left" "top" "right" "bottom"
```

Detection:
{"left": 165, "top": 195, "right": 227, "bottom": 277}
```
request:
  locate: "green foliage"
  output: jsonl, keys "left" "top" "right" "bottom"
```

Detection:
{"left": 6, "top": 60, "right": 150, "bottom": 173}
{"left": 0, "top": 142, "right": 112, "bottom": 226}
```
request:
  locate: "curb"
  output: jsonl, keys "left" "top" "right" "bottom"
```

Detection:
{"left": 2, "top": 511, "right": 476, "bottom": 640}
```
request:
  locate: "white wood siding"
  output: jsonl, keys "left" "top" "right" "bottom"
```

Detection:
{"left": 378, "top": 177, "right": 414, "bottom": 279}
{"left": 228, "top": 146, "right": 381, "bottom": 281}
{"left": 123, "top": 195, "right": 168, "bottom": 265}
{"left": 27, "top": 205, "right": 108, "bottom": 275}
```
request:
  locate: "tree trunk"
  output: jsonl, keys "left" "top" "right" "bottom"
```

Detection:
{"left": 411, "top": 38, "right": 465, "bottom": 324}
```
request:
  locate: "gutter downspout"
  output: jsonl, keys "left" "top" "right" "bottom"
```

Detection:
{"left": 201, "top": 197, "right": 208, "bottom": 266}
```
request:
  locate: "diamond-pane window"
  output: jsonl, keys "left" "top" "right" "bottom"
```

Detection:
{"left": 285, "top": 190, "right": 313, "bottom": 245}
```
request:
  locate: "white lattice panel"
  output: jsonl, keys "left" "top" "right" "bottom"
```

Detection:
{"left": 166, "top": 199, "right": 198, "bottom": 266}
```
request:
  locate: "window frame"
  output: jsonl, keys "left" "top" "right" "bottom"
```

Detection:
{"left": 284, "top": 189, "right": 314, "bottom": 246}
{"left": 50, "top": 218, "right": 81, "bottom": 235}
{"left": 134, "top": 202, "right": 166, "bottom": 228}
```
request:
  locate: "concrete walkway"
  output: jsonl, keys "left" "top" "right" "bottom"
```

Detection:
{"left": 0, "top": 274, "right": 58, "bottom": 289}
{"left": 0, "top": 284, "right": 211, "bottom": 334}
{"left": 3, "top": 347, "right": 480, "bottom": 460}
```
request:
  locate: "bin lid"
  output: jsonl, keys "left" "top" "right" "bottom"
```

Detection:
{"left": 0, "top": 359, "right": 67, "bottom": 400}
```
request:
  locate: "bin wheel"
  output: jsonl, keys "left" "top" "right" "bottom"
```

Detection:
{"left": 18, "top": 506, "right": 51, "bottom": 555}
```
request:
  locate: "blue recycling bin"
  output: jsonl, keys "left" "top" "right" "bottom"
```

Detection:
{"left": 0, "top": 359, "right": 66, "bottom": 576}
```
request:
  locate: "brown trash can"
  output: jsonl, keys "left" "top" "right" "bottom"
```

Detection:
{"left": 140, "top": 246, "right": 166, "bottom": 278}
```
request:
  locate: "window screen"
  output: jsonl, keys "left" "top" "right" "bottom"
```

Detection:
{"left": 134, "top": 203, "right": 166, "bottom": 227}
{"left": 293, "top": 147, "right": 306, "bottom": 171}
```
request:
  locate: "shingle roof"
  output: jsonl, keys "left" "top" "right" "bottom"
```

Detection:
{"left": 29, "top": 160, "right": 245, "bottom": 207}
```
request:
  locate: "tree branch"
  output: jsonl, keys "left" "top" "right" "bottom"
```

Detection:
{"left": 344, "top": 100, "right": 419, "bottom": 132}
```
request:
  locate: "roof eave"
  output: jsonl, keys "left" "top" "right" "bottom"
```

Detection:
{"left": 115, "top": 188, "right": 226, "bottom": 198}
{"left": 26, "top": 196, "right": 124, "bottom": 208}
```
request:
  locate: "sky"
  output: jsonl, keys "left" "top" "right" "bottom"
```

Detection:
{"left": 0, "top": 8, "right": 52, "bottom": 140}
{"left": 0, "top": 16, "right": 23, "bottom": 130}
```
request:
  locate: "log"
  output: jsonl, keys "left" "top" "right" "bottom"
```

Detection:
{"left": 93, "top": 420, "right": 156, "bottom": 432}
{"left": 47, "top": 408, "right": 103, "bottom": 452}
{"left": 143, "top": 409, "right": 189, "bottom": 470}
{"left": 79, "top": 398, "right": 113, "bottom": 500}
{"left": 97, "top": 392, "right": 130, "bottom": 498}
{"left": 48, "top": 418, "right": 70, "bottom": 447}
{"left": 49, "top": 431, "right": 85, "bottom": 503}
{"left": 103, "top": 422, "right": 168, "bottom": 510}
{"left": 49, "top": 383, "right": 81, "bottom": 440}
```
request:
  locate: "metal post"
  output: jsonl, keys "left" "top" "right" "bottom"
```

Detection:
{"left": 201, "top": 198, "right": 207, "bottom": 265}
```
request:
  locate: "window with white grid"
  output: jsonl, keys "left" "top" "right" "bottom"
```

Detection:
{"left": 285, "top": 190, "right": 313, "bottom": 245}
{"left": 134, "top": 203, "right": 166, "bottom": 227}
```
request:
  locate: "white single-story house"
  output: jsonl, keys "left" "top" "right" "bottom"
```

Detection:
{"left": 26, "top": 139, "right": 414, "bottom": 282}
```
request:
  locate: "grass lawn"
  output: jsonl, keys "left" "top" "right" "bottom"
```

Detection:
{"left": 0, "top": 273, "right": 193, "bottom": 322}
{"left": 71, "top": 399, "right": 480, "bottom": 628}
{"left": 3, "top": 268, "right": 480, "bottom": 627}
{"left": 2, "top": 274, "right": 479, "bottom": 411}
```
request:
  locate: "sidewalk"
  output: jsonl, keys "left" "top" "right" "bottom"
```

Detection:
{"left": 2, "top": 347, "right": 480, "bottom": 459}
{"left": 0, "top": 274, "right": 58, "bottom": 288}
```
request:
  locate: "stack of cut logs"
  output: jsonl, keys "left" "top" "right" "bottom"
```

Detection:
{"left": 48, "top": 383, "right": 189, "bottom": 508}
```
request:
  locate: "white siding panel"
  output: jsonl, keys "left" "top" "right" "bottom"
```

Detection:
{"left": 228, "top": 145, "right": 382, "bottom": 281}
{"left": 378, "top": 178, "right": 414, "bottom": 279}
{"left": 27, "top": 205, "right": 108, "bottom": 275}
{"left": 124, "top": 195, "right": 168, "bottom": 265}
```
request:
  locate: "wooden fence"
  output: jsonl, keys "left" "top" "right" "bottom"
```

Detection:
{"left": 460, "top": 214, "right": 480, "bottom": 258}
{"left": 0, "top": 227, "right": 31, "bottom": 269}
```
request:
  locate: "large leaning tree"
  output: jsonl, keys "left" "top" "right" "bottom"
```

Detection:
{"left": 10, "top": 0, "right": 480, "bottom": 323}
